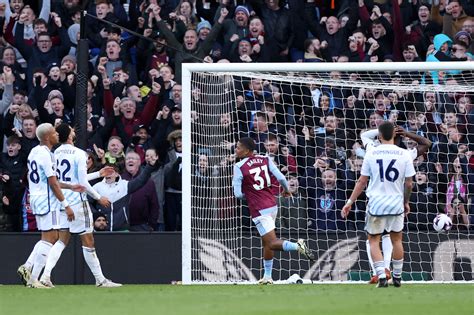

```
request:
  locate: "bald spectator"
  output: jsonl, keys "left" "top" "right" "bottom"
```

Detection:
{"left": 121, "top": 151, "right": 159, "bottom": 231}
{"left": 304, "top": 1, "right": 359, "bottom": 61}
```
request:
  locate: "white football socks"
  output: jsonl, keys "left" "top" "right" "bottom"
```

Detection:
{"left": 30, "top": 241, "right": 53, "bottom": 282}
{"left": 381, "top": 234, "right": 393, "bottom": 270}
{"left": 392, "top": 259, "right": 403, "bottom": 278}
{"left": 41, "top": 240, "right": 66, "bottom": 280}
{"left": 82, "top": 246, "right": 106, "bottom": 283}
{"left": 366, "top": 240, "right": 376, "bottom": 276}
{"left": 25, "top": 241, "right": 42, "bottom": 269}
{"left": 373, "top": 261, "right": 386, "bottom": 279}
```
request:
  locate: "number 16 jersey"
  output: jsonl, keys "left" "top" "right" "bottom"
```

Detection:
{"left": 27, "top": 145, "right": 59, "bottom": 215}
{"left": 361, "top": 144, "right": 416, "bottom": 216}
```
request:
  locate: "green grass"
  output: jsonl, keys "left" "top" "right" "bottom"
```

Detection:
{"left": 0, "top": 284, "right": 473, "bottom": 315}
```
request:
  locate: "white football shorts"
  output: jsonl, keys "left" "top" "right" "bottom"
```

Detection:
{"left": 35, "top": 208, "right": 60, "bottom": 231}
{"left": 59, "top": 201, "right": 94, "bottom": 234}
{"left": 365, "top": 213, "right": 404, "bottom": 235}
{"left": 252, "top": 206, "right": 278, "bottom": 236}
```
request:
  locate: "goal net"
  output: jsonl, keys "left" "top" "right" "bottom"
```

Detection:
{"left": 182, "top": 62, "right": 474, "bottom": 284}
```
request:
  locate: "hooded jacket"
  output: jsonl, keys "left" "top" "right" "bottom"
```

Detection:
{"left": 426, "top": 34, "right": 464, "bottom": 83}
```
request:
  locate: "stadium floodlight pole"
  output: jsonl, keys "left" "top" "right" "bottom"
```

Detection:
{"left": 74, "top": 10, "right": 89, "bottom": 150}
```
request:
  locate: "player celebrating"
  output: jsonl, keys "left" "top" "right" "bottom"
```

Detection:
{"left": 17, "top": 123, "right": 84, "bottom": 288}
{"left": 38, "top": 124, "right": 121, "bottom": 288}
{"left": 342, "top": 122, "right": 415, "bottom": 288}
{"left": 360, "top": 126, "right": 431, "bottom": 284}
{"left": 233, "top": 137, "right": 314, "bottom": 285}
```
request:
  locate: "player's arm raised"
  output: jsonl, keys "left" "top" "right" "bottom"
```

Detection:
{"left": 341, "top": 175, "right": 369, "bottom": 219}
{"left": 360, "top": 129, "right": 378, "bottom": 149}
{"left": 48, "top": 176, "right": 75, "bottom": 221}
{"left": 232, "top": 165, "right": 245, "bottom": 199}
{"left": 400, "top": 128, "right": 432, "bottom": 157}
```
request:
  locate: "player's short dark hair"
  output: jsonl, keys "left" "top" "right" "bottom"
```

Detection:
{"left": 239, "top": 137, "right": 256, "bottom": 152}
{"left": 56, "top": 123, "right": 72, "bottom": 143}
{"left": 378, "top": 121, "right": 395, "bottom": 141}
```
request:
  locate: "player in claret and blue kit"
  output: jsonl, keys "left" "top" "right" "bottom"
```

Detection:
{"left": 232, "top": 137, "right": 314, "bottom": 284}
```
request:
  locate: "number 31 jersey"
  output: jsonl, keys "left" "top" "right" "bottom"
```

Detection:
{"left": 54, "top": 143, "right": 88, "bottom": 206}
{"left": 27, "top": 145, "right": 59, "bottom": 215}
{"left": 361, "top": 144, "right": 416, "bottom": 216}
{"left": 233, "top": 155, "right": 277, "bottom": 218}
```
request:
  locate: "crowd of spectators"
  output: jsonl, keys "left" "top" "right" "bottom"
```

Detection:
{"left": 0, "top": 0, "right": 471, "bottom": 233}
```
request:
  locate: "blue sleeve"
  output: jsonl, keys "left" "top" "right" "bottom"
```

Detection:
{"left": 267, "top": 157, "right": 289, "bottom": 192}
{"left": 232, "top": 165, "right": 245, "bottom": 199}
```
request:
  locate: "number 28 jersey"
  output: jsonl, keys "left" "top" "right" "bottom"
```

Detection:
{"left": 361, "top": 144, "right": 416, "bottom": 216}
{"left": 233, "top": 155, "right": 278, "bottom": 218}
{"left": 27, "top": 145, "right": 59, "bottom": 215}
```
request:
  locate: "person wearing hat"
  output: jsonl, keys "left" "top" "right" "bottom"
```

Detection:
{"left": 454, "top": 30, "right": 472, "bottom": 50}
{"left": 47, "top": 62, "right": 62, "bottom": 89}
{"left": 0, "top": 135, "right": 27, "bottom": 232}
{"left": 153, "top": 6, "right": 228, "bottom": 83}
{"left": 197, "top": 20, "right": 223, "bottom": 61}
{"left": 93, "top": 213, "right": 109, "bottom": 232}
{"left": 218, "top": 5, "right": 250, "bottom": 47}
{"left": 128, "top": 124, "right": 152, "bottom": 163}
{"left": 137, "top": 30, "right": 170, "bottom": 77}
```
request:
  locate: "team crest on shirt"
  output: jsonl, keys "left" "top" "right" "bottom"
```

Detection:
{"left": 319, "top": 194, "right": 334, "bottom": 212}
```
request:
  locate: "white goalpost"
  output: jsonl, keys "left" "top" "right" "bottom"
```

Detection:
{"left": 182, "top": 62, "right": 474, "bottom": 285}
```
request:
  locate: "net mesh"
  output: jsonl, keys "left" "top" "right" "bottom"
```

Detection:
{"left": 188, "top": 68, "right": 474, "bottom": 283}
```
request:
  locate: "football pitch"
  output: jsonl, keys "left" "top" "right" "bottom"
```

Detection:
{"left": 0, "top": 284, "right": 472, "bottom": 315}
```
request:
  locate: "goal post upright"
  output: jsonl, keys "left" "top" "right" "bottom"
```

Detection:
{"left": 182, "top": 67, "right": 192, "bottom": 285}
{"left": 181, "top": 61, "right": 474, "bottom": 285}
